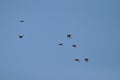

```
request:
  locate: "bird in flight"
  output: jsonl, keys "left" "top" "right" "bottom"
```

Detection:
{"left": 19, "top": 20, "right": 24, "bottom": 23}
{"left": 84, "top": 58, "right": 89, "bottom": 62}
{"left": 18, "top": 35, "right": 24, "bottom": 38}
{"left": 67, "top": 34, "right": 72, "bottom": 39}
{"left": 58, "top": 43, "right": 63, "bottom": 46}
{"left": 72, "top": 45, "right": 77, "bottom": 48}
{"left": 74, "top": 59, "right": 80, "bottom": 62}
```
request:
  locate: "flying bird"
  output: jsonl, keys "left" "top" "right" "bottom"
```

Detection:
{"left": 58, "top": 43, "right": 63, "bottom": 45}
{"left": 19, "top": 20, "right": 24, "bottom": 23}
{"left": 18, "top": 35, "right": 24, "bottom": 38}
{"left": 67, "top": 34, "right": 72, "bottom": 39}
{"left": 84, "top": 58, "right": 89, "bottom": 62}
{"left": 72, "top": 45, "right": 77, "bottom": 48}
{"left": 75, "top": 59, "right": 80, "bottom": 62}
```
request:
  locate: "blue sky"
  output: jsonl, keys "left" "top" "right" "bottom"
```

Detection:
{"left": 0, "top": 0, "right": 120, "bottom": 80}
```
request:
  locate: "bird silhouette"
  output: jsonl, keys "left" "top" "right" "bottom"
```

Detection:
{"left": 19, "top": 20, "right": 24, "bottom": 23}
{"left": 72, "top": 45, "right": 77, "bottom": 48}
{"left": 84, "top": 58, "right": 88, "bottom": 62}
{"left": 75, "top": 59, "right": 80, "bottom": 62}
{"left": 67, "top": 34, "right": 72, "bottom": 39}
{"left": 58, "top": 43, "right": 63, "bottom": 45}
{"left": 18, "top": 35, "right": 24, "bottom": 38}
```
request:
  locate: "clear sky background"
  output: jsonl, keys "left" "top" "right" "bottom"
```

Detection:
{"left": 0, "top": 0, "right": 120, "bottom": 80}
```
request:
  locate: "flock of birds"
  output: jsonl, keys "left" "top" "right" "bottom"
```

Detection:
{"left": 18, "top": 20, "right": 89, "bottom": 63}
{"left": 58, "top": 34, "right": 89, "bottom": 63}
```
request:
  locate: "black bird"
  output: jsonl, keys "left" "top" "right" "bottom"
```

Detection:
{"left": 18, "top": 35, "right": 24, "bottom": 38}
{"left": 84, "top": 58, "right": 89, "bottom": 62}
{"left": 58, "top": 43, "right": 63, "bottom": 45}
{"left": 19, "top": 20, "right": 24, "bottom": 23}
{"left": 72, "top": 45, "right": 77, "bottom": 48}
{"left": 67, "top": 34, "right": 72, "bottom": 39}
{"left": 75, "top": 59, "right": 80, "bottom": 62}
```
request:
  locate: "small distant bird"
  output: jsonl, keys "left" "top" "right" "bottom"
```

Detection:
{"left": 18, "top": 35, "right": 24, "bottom": 38}
{"left": 72, "top": 45, "right": 77, "bottom": 48}
{"left": 75, "top": 59, "right": 80, "bottom": 62}
{"left": 67, "top": 34, "right": 72, "bottom": 39}
{"left": 58, "top": 43, "right": 63, "bottom": 45}
{"left": 19, "top": 20, "right": 24, "bottom": 23}
{"left": 84, "top": 58, "right": 89, "bottom": 62}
